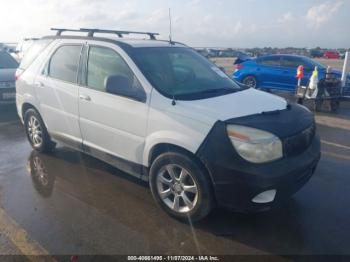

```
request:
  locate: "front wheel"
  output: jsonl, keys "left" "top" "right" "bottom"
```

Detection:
{"left": 242, "top": 75, "right": 258, "bottom": 89}
{"left": 149, "top": 152, "right": 214, "bottom": 222}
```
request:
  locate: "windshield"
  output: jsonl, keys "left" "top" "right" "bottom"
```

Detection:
{"left": 130, "top": 47, "right": 243, "bottom": 100}
{"left": 0, "top": 51, "right": 18, "bottom": 69}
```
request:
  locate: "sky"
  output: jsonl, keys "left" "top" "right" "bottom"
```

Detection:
{"left": 0, "top": 0, "right": 349, "bottom": 48}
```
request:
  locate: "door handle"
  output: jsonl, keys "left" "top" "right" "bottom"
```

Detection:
{"left": 79, "top": 94, "right": 91, "bottom": 101}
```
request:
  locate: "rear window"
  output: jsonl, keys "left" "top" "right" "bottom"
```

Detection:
{"left": 48, "top": 45, "right": 82, "bottom": 83}
{"left": 20, "top": 39, "right": 52, "bottom": 70}
{"left": 0, "top": 52, "right": 18, "bottom": 69}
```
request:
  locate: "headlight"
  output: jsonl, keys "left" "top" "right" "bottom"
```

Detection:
{"left": 227, "top": 125, "right": 283, "bottom": 163}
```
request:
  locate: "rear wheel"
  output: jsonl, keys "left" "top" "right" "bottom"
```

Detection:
{"left": 242, "top": 75, "right": 257, "bottom": 89}
{"left": 149, "top": 152, "right": 214, "bottom": 222}
{"left": 24, "top": 109, "right": 56, "bottom": 152}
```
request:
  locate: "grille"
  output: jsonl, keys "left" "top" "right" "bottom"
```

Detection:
{"left": 283, "top": 123, "right": 315, "bottom": 157}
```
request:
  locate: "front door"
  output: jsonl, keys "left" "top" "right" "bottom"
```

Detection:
{"left": 279, "top": 56, "right": 314, "bottom": 90}
{"left": 78, "top": 44, "right": 149, "bottom": 174}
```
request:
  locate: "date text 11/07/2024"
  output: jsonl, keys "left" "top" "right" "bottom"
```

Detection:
{"left": 127, "top": 256, "right": 220, "bottom": 261}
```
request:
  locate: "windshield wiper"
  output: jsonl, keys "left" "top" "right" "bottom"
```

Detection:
{"left": 172, "top": 87, "right": 238, "bottom": 100}
{"left": 199, "top": 88, "right": 234, "bottom": 94}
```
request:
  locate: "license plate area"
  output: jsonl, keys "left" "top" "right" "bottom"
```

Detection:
{"left": 2, "top": 92, "right": 16, "bottom": 100}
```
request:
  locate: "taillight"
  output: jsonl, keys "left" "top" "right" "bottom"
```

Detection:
{"left": 235, "top": 64, "right": 243, "bottom": 71}
{"left": 15, "top": 69, "right": 22, "bottom": 81}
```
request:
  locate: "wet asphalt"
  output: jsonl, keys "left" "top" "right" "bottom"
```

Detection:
{"left": 0, "top": 101, "right": 349, "bottom": 258}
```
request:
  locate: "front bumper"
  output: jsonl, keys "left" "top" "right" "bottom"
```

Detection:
{"left": 196, "top": 104, "right": 321, "bottom": 212}
{"left": 210, "top": 136, "right": 320, "bottom": 212}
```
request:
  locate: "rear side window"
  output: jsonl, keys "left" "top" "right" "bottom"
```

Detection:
{"left": 49, "top": 45, "right": 82, "bottom": 83}
{"left": 0, "top": 52, "right": 18, "bottom": 69}
{"left": 280, "top": 57, "right": 303, "bottom": 68}
{"left": 281, "top": 57, "right": 313, "bottom": 70}
{"left": 20, "top": 39, "right": 52, "bottom": 70}
{"left": 258, "top": 56, "right": 281, "bottom": 66}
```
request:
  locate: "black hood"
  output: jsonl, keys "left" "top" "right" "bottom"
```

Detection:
{"left": 225, "top": 103, "right": 314, "bottom": 139}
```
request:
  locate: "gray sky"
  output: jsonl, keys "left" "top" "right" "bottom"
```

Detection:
{"left": 1, "top": 0, "right": 349, "bottom": 48}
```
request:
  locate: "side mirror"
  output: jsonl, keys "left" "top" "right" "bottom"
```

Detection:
{"left": 105, "top": 75, "right": 146, "bottom": 102}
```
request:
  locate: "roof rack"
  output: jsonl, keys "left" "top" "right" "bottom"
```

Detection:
{"left": 51, "top": 28, "right": 159, "bottom": 40}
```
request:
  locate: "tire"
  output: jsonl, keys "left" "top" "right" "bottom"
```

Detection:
{"left": 242, "top": 75, "right": 258, "bottom": 89}
{"left": 24, "top": 109, "right": 56, "bottom": 152}
{"left": 330, "top": 101, "right": 340, "bottom": 113}
{"left": 149, "top": 152, "right": 214, "bottom": 222}
{"left": 315, "top": 100, "right": 323, "bottom": 112}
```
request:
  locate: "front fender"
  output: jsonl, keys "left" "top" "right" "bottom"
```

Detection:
{"left": 143, "top": 130, "right": 208, "bottom": 167}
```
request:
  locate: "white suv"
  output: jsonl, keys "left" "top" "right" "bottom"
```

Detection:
{"left": 16, "top": 28, "right": 321, "bottom": 221}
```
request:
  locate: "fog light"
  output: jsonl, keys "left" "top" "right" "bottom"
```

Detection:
{"left": 252, "top": 189, "right": 276, "bottom": 203}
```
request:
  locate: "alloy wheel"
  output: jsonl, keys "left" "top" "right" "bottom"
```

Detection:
{"left": 156, "top": 164, "right": 198, "bottom": 213}
{"left": 33, "top": 156, "right": 49, "bottom": 186}
{"left": 28, "top": 116, "right": 43, "bottom": 147}
{"left": 243, "top": 76, "right": 257, "bottom": 88}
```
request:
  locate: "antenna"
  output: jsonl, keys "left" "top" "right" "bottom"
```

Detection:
{"left": 169, "top": 8, "right": 173, "bottom": 44}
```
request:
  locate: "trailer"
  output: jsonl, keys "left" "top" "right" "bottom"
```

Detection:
{"left": 295, "top": 51, "right": 349, "bottom": 113}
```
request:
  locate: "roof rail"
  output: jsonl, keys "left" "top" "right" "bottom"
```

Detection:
{"left": 24, "top": 38, "right": 40, "bottom": 41}
{"left": 51, "top": 28, "right": 82, "bottom": 36}
{"left": 50, "top": 28, "right": 159, "bottom": 40}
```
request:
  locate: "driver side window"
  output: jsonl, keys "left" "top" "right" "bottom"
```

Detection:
{"left": 86, "top": 46, "right": 142, "bottom": 93}
{"left": 280, "top": 57, "right": 313, "bottom": 70}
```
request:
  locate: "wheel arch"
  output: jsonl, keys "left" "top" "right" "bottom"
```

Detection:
{"left": 148, "top": 142, "right": 216, "bottom": 190}
{"left": 21, "top": 103, "right": 49, "bottom": 131}
{"left": 242, "top": 74, "right": 258, "bottom": 84}
{"left": 148, "top": 143, "right": 196, "bottom": 167}
{"left": 22, "top": 103, "right": 40, "bottom": 121}
{"left": 147, "top": 142, "right": 218, "bottom": 206}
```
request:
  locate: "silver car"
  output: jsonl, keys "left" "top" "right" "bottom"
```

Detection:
{"left": 0, "top": 51, "right": 18, "bottom": 104}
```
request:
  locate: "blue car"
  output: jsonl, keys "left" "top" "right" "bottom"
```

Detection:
{"left": 233, "top": 54, "right": 349, "bottom": 91}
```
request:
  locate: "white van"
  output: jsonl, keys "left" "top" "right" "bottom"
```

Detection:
{"left": 16, "top": 29, "right": 320, "bottom": 221}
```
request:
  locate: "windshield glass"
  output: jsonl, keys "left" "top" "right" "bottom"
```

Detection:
{"left": 0, "top": 51, "right": 18, "bottom": 69}
{"left": 131, "top": 47, "right": 243, "bottom": 100}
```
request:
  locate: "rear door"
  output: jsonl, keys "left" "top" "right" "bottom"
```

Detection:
{"left": 35, "top": 42, "right": 83, "bottom": 147}
{"left": 256, "top": 56, "right": 283, "bottom": 89}
{"left": 78, "top": 42, "right": 149, "bottom": 174}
